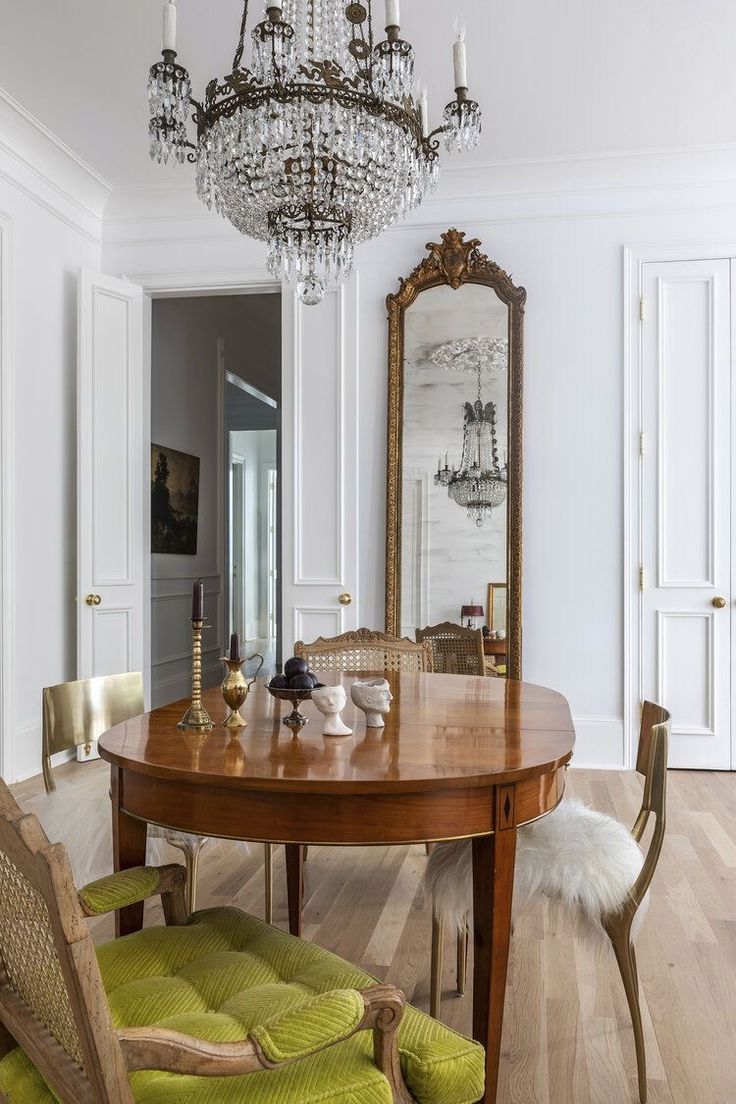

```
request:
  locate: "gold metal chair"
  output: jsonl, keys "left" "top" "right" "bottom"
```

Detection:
{"left": 426, "top": 701, "right": 669, "bottom": 1104}
{"left": 415, "top": 622, "right": 485, "bottom": 676}
{"left": 295, "top": 628, "right": 432, "bottom": 673}
{"left": 42, "top": 673, "right": 144, "bottom": 793}
{"left": 41, "top": 674, "right": 211, "bottom": 913}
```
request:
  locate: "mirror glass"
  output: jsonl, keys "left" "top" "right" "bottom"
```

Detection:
{"left": 399, "top": 283, "right": 509, "bottom": 667}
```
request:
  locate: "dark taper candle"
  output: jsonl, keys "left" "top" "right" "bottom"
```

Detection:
{"left": 229, "top": 631, "right": 240, "bottom": 662}
{"left": 192, "top": 578, "right": 204, "bottom": 621}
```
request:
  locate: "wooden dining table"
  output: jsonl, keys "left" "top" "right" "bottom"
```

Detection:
{"left": 98, "top": 670, "right": 575, "bottom": 1104}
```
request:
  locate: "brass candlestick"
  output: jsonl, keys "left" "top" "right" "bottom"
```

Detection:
{"left": 178, "top": 619, "right": 214, "bottom": 732}
{"left": 220, "top": 652, "right": 264, "bottom": 728}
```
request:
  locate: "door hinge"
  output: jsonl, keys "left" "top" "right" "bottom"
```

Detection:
{"left": 639, "top": 296, "right": 646, "bottom": 323}
{"left": 639, "top": 430, "right": 645, "bottom": 456}
{"left": 639, "top": 565, "right": 645, "bottom": 591}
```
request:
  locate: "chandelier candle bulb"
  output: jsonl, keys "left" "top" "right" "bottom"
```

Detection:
{"left": 420, "top": 89, "right": 429, "bottom": 137}
{"left": 453, "top": 27, "right": 467, "bottom": 90}
{"left": 162, "top": 0, "right": 177, "bottom": 53}
{"left": 385, "top": 0, "right": 400, "bottom": 29}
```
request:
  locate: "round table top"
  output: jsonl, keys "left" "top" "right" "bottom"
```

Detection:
{"left": 99, "top": 672, "right": 575, "bottom": 796}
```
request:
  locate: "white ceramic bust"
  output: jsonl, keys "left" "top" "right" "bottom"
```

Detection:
{"left": 350, "top": 678, "right": 393, "bottom": 728}
{"left": 312, "top": 684, "right": 352, "bottom": 737}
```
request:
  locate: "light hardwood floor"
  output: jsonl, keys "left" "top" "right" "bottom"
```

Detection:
{"left": 13, "top": 763, "right": 736, "bottom": 1104}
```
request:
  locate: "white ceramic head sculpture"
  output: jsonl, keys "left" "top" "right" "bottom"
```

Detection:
{"left": 350, "top": 678, "right": 393, "bottom": 728}
{"left": 312, "top": 684, "right": 352, "bottom": 737}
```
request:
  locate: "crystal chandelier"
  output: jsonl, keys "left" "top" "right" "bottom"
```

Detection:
{"left": 433, "top": 338, "right": 508, "bottom": 527}
{"left": 148, "top": 0, "right": 482, "bottom": 305}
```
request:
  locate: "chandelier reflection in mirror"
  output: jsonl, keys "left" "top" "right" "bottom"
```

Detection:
{"left": 433, "top": 338, "right": 508, "bottom": 528}
{"left": 148, "top": 0, "right": 482, "bottom": 305}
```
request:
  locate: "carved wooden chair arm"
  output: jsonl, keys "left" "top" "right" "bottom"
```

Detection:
{"left": 118, "top": 985, "right": 415, "bottom": 1101}
{"left": 78, "top": 864, "right": 189, "bottom": 926}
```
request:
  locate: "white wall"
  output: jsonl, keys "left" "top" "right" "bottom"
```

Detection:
{"left": 0, "top": 92, "right": 107, "bottom": 781}
{"left": 104, "top": 153, "right": 736, "bottom": 769}
{"left": 150, "top": 295, "right": 280, "bottom": 708}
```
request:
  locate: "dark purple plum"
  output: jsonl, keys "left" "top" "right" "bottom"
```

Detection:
{"left": 289, "top": 674, "right": 314, "bottom": 690}
{"left": 269, "top": 674, "right": 289, "bottom": 689}
{"left": 284, "top": 656, "right": 309, "bottom": 679}
{"left": 308, "top": 672, "right": 321, "bottom": 687}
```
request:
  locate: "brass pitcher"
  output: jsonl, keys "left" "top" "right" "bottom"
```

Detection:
{"left": 220, "top": 652, "right": 264, "bottom": 728}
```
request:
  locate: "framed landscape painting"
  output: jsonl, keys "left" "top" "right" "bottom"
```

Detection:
{"left": 151, "top": 444, "right": 200, "bottom": 555}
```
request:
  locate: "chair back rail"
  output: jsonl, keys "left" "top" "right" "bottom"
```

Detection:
{"left": 295, "top": 629, "right": 431, "bottom": 673}
{"left": 629, "top": 702, "right": 670, "bottom": 910}
{"left": 42, "top": 673, "right": 144, "bottom": 793}
{"left": 415, "top": 623, "right": 485, "bottom": 677}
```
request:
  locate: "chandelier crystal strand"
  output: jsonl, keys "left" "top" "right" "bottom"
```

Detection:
{"left": 149, "top": 0, "right": 482, "bottom": 304}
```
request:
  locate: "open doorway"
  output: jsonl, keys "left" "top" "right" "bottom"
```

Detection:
{"left": 226, "top": 373, "right": 280, "bottom": 676}
{"left": 150, "top": 292, "right": 281, "bottom": 708}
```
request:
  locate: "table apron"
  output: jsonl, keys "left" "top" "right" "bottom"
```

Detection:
{"left": 115, "top": 765, "right": 566, "bottom": 845}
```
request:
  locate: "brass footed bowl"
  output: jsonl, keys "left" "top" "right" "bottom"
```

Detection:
{"left": 267, "top": 684, "right": 325, "bottom": 734}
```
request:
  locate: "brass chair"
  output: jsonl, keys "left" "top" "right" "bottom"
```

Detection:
{"left": 424, "top": 701, "right": 669, "bottom": 1104}
{"left": 295, "top": 627, "right": 432, "bottom": 673}
{"left": 415, "top": 622, "right": 485, "bottom": 676}
{"left": 0, "top": 778, "right": 486, "bottom": 1104}
{"left": 41, "top": 674, "right": 213, "bottom": 913}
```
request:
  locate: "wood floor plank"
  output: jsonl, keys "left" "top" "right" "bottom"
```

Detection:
{"left": 10, "top": 761, "right": 736, "bottom": 1103}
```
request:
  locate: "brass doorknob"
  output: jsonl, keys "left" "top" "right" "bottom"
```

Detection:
{"left": 712, "top": 596, "right": 728, "bottom": 609}
{"left": 85, "top": 594, "right": 102, "bottom": 607}
{"left": 338, "top": 592, "right": 352, "bottom": 606}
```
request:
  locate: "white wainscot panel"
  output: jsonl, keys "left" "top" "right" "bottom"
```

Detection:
{"left": 293, "top": 607, "right": 342, "bottom": 645}
{"left": 93, "top": 289, "right": 132, "bottom": 585}
{"left": 658, "top": 276, "right": 714, "bottom": 588}
{"left": 92, "top": 608, "right": 132, "bottom": 677}
{"left": 294, "top": 288, "right": 342, "bottom": 585}
{"left": 657, "top": 611, "right": 714, "bottom": 735}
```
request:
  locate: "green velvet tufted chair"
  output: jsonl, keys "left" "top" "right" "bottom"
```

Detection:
{"left": 0, "top": 779, "right": 485, "bottom": 1104}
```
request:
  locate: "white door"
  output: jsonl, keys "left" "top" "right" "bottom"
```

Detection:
{"left": 230, "top": 455, "right": 245, "bottom": 639}
{"left": 77, "top": 271, "right": 146, "bottom": 682}
{"left": 640, "top": 259, "right": 732, "bottom": 768}
{"left": 281, "top": 282, "right": 359, "bottom": 650}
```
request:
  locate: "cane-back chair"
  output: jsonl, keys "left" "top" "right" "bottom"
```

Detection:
{"left": 415, "top": 623, "right": 485, "bottom": 677}
{"left": 295, "top": 628, "right": 431, "bottom": 673}
{"left": 425, "top": 701, "right": 669, "bottom": 1104}
{"left": 0, "top": 779, "right": 485, "bottom": 1104}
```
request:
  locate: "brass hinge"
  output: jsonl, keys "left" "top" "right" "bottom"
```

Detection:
{"left": 639, "top": 296, "right": 646, "bottom": 322}
{"left": 639, "top": 565, "right": 645, "bottom": 591}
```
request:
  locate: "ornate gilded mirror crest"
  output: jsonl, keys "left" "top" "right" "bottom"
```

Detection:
{"left": 385, "top": 229, "right": 525, "bottom": 680}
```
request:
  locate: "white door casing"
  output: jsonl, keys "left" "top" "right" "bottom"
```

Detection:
{"left": 77, "top": 270, "right": 146, "bottom": 680}
{"left": 281, "top": 279, "right": 359, "bottom": 649}
{"left": 640, "top": 259, "right": 732, "bottom": 769}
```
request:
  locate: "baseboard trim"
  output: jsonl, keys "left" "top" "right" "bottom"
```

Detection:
{"left": 570, "top": 715, "right": 625, "bottom": 770}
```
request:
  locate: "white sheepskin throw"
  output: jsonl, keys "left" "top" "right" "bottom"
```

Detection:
{"left": 425, "top": 799, "right": 645, "bottom": 936}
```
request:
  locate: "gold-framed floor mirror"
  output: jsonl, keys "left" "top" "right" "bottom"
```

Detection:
{"left": 385, "top": 229, "right": 525, "bottom": 679}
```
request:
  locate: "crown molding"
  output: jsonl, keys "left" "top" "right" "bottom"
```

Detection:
{"left": 102, "top": 142, "right": 736, "bottom": 249}
{"left": 0, "top": 86, "right": 111, "bottom": 242}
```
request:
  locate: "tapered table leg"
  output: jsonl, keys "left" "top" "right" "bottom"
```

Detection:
{"left": 285, "top": 843, "right": 304, "bottom": 936}
{"left": 110, "top": 766, "right": 148, "bottom": 937}
{"left": 472, "top": 784, "right": 517, "bottom": 1104}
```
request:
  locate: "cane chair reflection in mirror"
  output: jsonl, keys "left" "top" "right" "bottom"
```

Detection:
{"left": 386, "top": 229, "right": 525, "bottom": 680}
{"left": 415, "top": 623, "right": 485, "bottom": 677}
{"left": 41, "top": 674, "right": 210, "bottom": 913}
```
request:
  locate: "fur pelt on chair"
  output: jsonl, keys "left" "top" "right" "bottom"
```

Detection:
{"left": 425, "top": 799, "right": 646, "bottom": 935}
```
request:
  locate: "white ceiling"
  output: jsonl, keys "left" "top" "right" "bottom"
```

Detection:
{"left": 2, "top": 0, "right": 736, "bottom": 191}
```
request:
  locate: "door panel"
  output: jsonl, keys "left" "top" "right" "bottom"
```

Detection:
{"left": 281, "top": 281, "right": 359, "bottom": 650}
{"left": 78, "top": 271, "right": 145, "bottom": 679}
{"left": 641, "top": 259, "right": 731, "bottom": 768}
